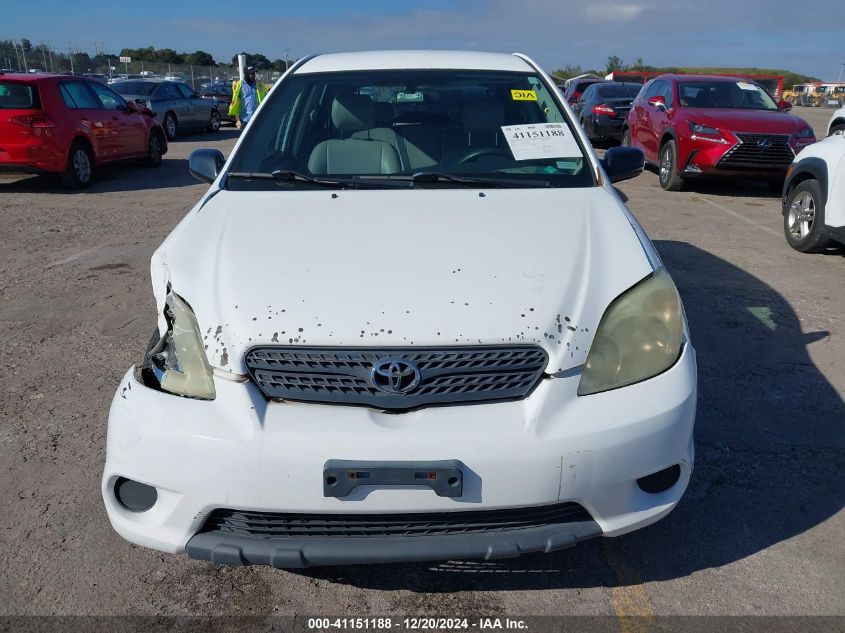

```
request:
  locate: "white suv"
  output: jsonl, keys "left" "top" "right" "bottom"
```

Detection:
{"left": 102, "top": 51, "right": 697, "bottom": 568}
{"left": 783, "top": 133, "right": 845, "bottom": 251}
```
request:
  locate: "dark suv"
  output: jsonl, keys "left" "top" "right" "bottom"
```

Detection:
{"left": 624, "top": 74, "right": 816, "bottom": 191}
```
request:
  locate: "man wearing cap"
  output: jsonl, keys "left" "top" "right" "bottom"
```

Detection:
{"left": 229, "top": 66, "right": 269, "bottom": 128}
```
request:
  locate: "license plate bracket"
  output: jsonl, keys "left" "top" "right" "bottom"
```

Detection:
{"left": 323, "top": 460, "right": 463, "bottom": 498}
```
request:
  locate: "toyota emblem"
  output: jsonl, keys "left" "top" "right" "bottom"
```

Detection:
{"left": 371, "top": 359, "right": 421, "bottom": 394}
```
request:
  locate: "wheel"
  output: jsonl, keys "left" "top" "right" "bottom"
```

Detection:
{"left": 829, "top": 123, "right": 845, "bottom": 137}
{"left": 144, "top": 130, "right": 164, "bottom": 167}
{"left": 621, "top": 128, "right": 631, "bottom": 147}
{"left": 658, "top": 139, "right": 684, "bottom": 191}
{"left": 783, "top": 179, "right": 831, "bottom": 253}
{"left": 163, "top": 112, "right": 177, "bottom": 141}
{"left": 59, "top": 141, "right": 94, "bottom": 188}
{"left": 208, "top": 109, "right": 221, "bottom": 133}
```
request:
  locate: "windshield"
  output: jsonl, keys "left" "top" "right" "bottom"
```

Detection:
{"left": 679, "top": 80, "right": 778, "bottom": 111}
{"left": 112, "top": 81, "right": 158, "bottom": 96}
{"left": 229, "top": 69, "right": 592, "bottom": 188}
{"left": 596, "top": 84, "right": 641, "bottom": 99}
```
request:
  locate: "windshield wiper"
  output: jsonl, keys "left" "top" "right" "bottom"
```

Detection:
{"left": 226, "top": 170, "right": 356, "bottom": 188}
{"left": 409, "top": 172, "right": 550, "bottom": 188}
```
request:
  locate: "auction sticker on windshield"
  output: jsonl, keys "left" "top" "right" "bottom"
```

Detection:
{"left": 501, "top": 123, "right": 582, "bottom": 161}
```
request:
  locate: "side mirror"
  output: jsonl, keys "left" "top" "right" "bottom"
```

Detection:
{"left": 601, "top": 146, "right": 645, "bottom": 183}
{"left": 647, "top": 95, "right": 666, "bottom": 110}
{"left": 124, "top": 100, "right": 140, "bottom": 113}
{"left": 778, "top": 100, "right": 793, "bottom": 112}
{"left": 189, "top": 148, "right": 226, "bottom": 184}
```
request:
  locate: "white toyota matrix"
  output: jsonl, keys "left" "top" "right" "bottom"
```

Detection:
{"left": 102, "top": 51, "right": 698, "bottom": 568}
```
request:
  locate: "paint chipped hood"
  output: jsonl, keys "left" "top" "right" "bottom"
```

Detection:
{"left": 151, "top": 187, "right": 655, "bottom": 374}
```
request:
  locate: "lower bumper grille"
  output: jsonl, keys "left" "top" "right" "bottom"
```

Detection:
{"left": 198, "top": 503, "right": 591, "bottom": 539}
{"left": 717, "top": 132, "right": 794, "bottom": 169}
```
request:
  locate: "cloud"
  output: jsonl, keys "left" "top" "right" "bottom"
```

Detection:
{"left": 585, "top": 3, "right": 645, "bottom": 21}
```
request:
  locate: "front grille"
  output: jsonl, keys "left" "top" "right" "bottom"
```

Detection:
{"left": 197, "top": 503, "right": 591, "bottom": 539}
{"left": 244, "top": 345, "right": 548, "bottom": 410}
{"left": 717, "top": 132, "right": 794, "bottom": 169}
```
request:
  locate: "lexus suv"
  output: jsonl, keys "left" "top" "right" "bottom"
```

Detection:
{"left": 623, "top": 74, "right": 816, "bottom": 191}
{"left": 102, "top": 51, "right": 697, "bottom": 568}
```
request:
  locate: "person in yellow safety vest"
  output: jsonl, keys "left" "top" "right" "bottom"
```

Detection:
{"left": 229, "top": 66, "right": 269, "bottom": 129}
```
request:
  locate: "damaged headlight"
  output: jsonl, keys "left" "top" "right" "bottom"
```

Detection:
{"left": 143, "top": 291, "right": 216, "bottom": 400}
{"left": 578, "top": 268, "right": 684, "bottom": 396}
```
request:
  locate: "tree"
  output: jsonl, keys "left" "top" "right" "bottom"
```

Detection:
{"left": 271, "top": 58, "right": 290, "bottom": 72}
{"left": 185, "top": 50, "right": 215, "bottom": 67}
{"left": 606, "top": 55, "right": 625, "bottom": 73}
{"left": 231, "top": 52, "right": 271, "bottom": 70}
{"left": 551, "top": 64, "right": 583, "bottom": 81}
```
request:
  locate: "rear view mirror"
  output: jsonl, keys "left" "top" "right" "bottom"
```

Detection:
{"left": 189, "top": 148, "right": 226, "bottom": 184}
{"left": 647, "top": 95, "right": 666, "bottom": 110}
{"left": 601, "top": 146, "right": 645, "bottom": 183}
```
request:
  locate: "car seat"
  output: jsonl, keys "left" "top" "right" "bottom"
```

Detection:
{"left": 308, "top": 92, "right": 401, "bottom": 175}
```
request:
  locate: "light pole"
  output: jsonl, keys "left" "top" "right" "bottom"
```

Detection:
{"left": 839, "top": 63, "right": 845, "bottom": 83}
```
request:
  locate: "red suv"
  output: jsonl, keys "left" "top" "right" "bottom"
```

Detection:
{"left": 623, "top": 74, "right": 816, "bottom": 191}
{"left": 0, "top": 72, "right": 167, "bottom": 188}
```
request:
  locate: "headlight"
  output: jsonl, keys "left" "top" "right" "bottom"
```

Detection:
{"left": 687, "top": 120, "right": 726, "bottom": 141}
{"left": 792, "top": 128, "right": 814, "bottom": 139}
{"left": 578, "top": 268, "right": 684, "bottom": 396}
{"left": 146, "top": 291, "right": 216, "bottom": 400}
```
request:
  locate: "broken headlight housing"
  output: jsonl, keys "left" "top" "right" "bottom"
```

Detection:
{"left": 578, "top": 268, "right": 684, "bottom": 396}
{"left": 142, "top": 291, "right": 216, "bottom": 400}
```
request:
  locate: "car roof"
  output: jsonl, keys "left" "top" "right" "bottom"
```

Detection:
{"left": 655, "top": 74, "right": 756, "bottom": 83}
{"left": 0, "top": 72, "right": 94, "bottom": 83}
{"left": 295, "top": 50, "right": 535, "bottom": 74}
{"left": 113, "top": 78, "right": 172, "bottom": 84}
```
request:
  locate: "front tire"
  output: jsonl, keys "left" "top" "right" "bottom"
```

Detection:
{"left": 783, "top": 179, "right": 830, "bottom": 253}
{"left": 658, "top": 139, "right": 684, "bottom": 191}
{"left": 208, "top": 109, "right": 221, "bottom": 133}
{"left": 60, "top": 141, "right": 94, "bottom": 189}
{"left": 163, "top": 112, "right": 177, "bottom": 141}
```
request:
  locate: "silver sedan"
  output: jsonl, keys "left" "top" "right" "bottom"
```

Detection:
{"left": 112, "top": 79, "right": 221, "bottom": 140}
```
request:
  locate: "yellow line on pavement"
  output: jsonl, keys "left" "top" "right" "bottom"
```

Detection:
{"left": 602, "top": 541, "right": 656, "bottom": 633}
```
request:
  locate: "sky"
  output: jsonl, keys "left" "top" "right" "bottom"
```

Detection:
{"left": 4, "top": 0, "right": 844, "bottom": 80}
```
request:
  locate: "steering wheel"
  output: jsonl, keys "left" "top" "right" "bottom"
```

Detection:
{"left": 457, "top": 147, "right": 512, "bottom": 164}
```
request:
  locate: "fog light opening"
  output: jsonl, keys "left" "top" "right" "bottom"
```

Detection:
{"left": 636, "top": 464, "right": 681, "bottom": 494}
{"left": 114, "top": 477, "right": 158, "bottom": 512}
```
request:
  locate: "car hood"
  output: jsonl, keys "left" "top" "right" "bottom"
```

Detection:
{"left": 151, "top": 187, "right": 655, "bottom": 374}
{"left": 683, "top": 108, "right": 811, "bottom": 135}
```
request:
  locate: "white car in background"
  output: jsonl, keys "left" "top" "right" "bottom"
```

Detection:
{"left": 783, "top": 133, "right": 845, "bottom": 252}
{"left": 102, "top": 50, "right": 697, "bottom": 568}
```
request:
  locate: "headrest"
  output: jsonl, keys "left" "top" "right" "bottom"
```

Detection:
{"left": 332, "top": 93, "right": 375, "bottom": 133}
{"left": 462, "top": 98, "right": 505, "bottom": 134}
{"left": 373, "top": 101, "right": 394, "bottom": 127}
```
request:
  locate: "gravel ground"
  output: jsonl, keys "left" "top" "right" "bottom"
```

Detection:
{"left": 0, "top": 107, "right": 842, "bottom": 619}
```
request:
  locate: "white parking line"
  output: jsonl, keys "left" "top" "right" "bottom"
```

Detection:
{"left": 693, "top": 195, "right": 782, "bottom": 239}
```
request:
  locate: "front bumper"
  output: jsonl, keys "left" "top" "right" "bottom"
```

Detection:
{"left": 102, "top": 344, "right": 697, "bottom": 566}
